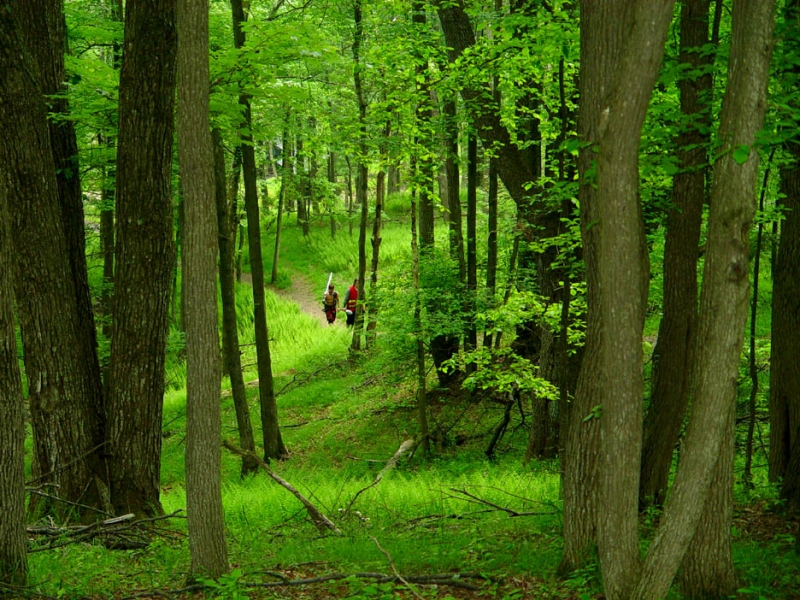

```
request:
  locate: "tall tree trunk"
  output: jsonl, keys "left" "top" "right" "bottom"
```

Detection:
{"left": 587, "top": 1, "right": 674, "bottom": 595}
{"left": 214, "top": 130, "right": 258, "bottom": 478}
{"left": 483, "top": 158, "right": 498, "bottom": 350}
{"left": 679, "top": 399, "right": 736, "bottom": 596}
{"left": 634, "top": 2, "right": 775, "bottom": 597}
{"left": 177, "top": 0, "right": 229, "bottom": 577}
{"left": 465, "top": 133, "right": 478, "bottom": 363}
{"left": 443, "top": 97, "right": 465, "bottom": 281}
{"left": 101, "top": 157, "right": 116, "bottom": 341}
{"left": 328, "top": 150, "right": 337, "bottom": 238}
{"left": 2, "top": 0, "right": 110, "bottom": 521}
{"left": 296, "top": 137, "right": 309, "bottom": 236}
{"left": 107, "top": 0, "right": 178, "bottom": 518}
{"left": 230, "top": 0, "right": 286, "bottom": 459}
{"left": 769, "top": 0, "right": 800, "bottom": 505}
{"left": 640, "top": 0, "right": 712, "bottom": 509}
{"left": 230, "top": 147, "right": 243, "bottom": 282}
{"left": 559, "top": 0, "right": 628, "bottom": 574}
{"left": 367, "top": 120, "right": 390, "bottom": 346}
{"left": 351, "top": 0, "right": 369, "bottom": 352}
{"left": 19, "top": 0, "right": 106, "bottom": 428}
{"left": 0, "top": 9, "right": 28, "bottom": 582}
{"left": 772, "top": 154, "right": 800, "bottom": 497}
{"left": 272, "top": 121, "right": 289, "bottom": 285}
{"left": 411, "top": 186, "right": 430, "bottom": 455}
{"left": 744, "top": 162, "right": 772, "bottom": 486}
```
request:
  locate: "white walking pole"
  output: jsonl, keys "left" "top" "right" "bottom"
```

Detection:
{"left": 323, "top": 272, "right": 333, "bottom": 298}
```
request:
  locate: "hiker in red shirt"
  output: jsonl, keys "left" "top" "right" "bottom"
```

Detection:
{"left": 343, "top": 278, "right": 358, "bottom": 327}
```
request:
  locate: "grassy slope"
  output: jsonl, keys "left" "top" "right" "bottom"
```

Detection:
{"left": 27, "top": 197, "right": 799, "bottom": 599}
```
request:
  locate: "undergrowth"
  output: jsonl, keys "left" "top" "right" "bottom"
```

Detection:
{"left": 24, "top": 202, "right": 799, "bottom": 600}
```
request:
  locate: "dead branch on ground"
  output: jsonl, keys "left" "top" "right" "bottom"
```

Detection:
{"left": 223, "top": 440, "right": 340, "bottom": 534}
{"left": 344, "top": 438, "right": 414, "bottom": 514}
{"left": 120, "top": 571, "right": 486, "bottom": 598}
{"left": 446, "top": 488, "right": 558, "bottom": 518}
{"left": 27, "top": 511, "right": 185, "bottom": 552}
{"left": 371, "top": 536, "right": 426, "bottom": 600}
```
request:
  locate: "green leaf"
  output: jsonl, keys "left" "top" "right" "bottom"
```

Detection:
{"left": 732, "top": 145, "right": 751, "bottom": 165}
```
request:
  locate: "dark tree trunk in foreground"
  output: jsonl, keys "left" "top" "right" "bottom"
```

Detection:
{"left": 559, "top": 0, "right": 630, "bottom": 575}
{"left": 0, "top": 191, "right": 26, "bottom": 585}
{"left": 230, "top": 0, "right": 286, "bottom": 459}
{"left": 19, "top": 0, "right": 105, "bottom": 418}
{"left": 107, "top": 0, "right": 178, "bottom": 517}
{"left": 770, "top": 0, "right": 800, "bottom": 510}
{"left": 641, "top": 0, "right": 711, "bottom": 509}
{"left": 772, "top": 152, "right": 800, "bottom": 502}
{"left": 2, "top": 0, "right": 109, "bottom": 521}
{"left": 214, "top": 129, "right": 258, "bottom": 478}
{"left": 0, "top": 9, "right": 27, "bottom": 580}
{"left": 178, "top": 0, "right": 229, "bottom": 576}
{"left": 634, "top": 2, "right": 774, "bottom": 598}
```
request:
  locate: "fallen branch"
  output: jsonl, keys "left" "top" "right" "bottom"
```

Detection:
{"left": 446, "top": 488, "right": 557, "bottom": 518}
{"left": 344, "top": 438, "right": 414, "bottom": 514}
{"left": 27, "top": 511, "right": 185, "bottom": 552}
{"left": 121, "top": 572, "right": 485, "bottom": 599}
{"left": 223, "top": 440, "right": 340, "bottom": 534}
{"left": 26, "top": 487, "right": 114, "bottom": 518}
{"left": 371, "top": 536, "right": 425, "bottom": 600}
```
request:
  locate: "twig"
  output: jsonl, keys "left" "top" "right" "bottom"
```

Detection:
{"left": 223, "top": 440, "right": 340, "bottom": 534}
{"left": 26, "top": 488, "right": 114, "bottom": 517}
{"left": 447, "top": 488, "right": 558, "bottom": 518}
{"left": 344, "top": 439, "right": 414, "bottom": 513}
{"left": 371, "top": 537, "right": 426, "bottom": 600}
{"left": 121, "top": 584, "right": 203, "bottom": 599}
{"left": 25, "top": 442, "right": 108, "bottom": 485}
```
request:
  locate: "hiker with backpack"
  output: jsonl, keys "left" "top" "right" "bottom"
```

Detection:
{"left": 323, "top": 284, "right": 339, "bottom": 324}
{"left": 343, "top": 278, "right": 358, "bottom": 327}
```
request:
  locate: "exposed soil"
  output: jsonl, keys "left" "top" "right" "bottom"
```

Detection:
{"left": 241, "top": 270, "right": 344, "bottom": 328}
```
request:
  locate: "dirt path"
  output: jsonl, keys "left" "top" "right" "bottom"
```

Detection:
{"left": 241, "top": 271, "right": 332, "bottom": 327}
{"left": 271, "top": 273, "right": 330, "bottom": 326}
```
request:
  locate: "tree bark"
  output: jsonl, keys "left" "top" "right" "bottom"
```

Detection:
{"left": 107, "top": 0, "right": 178, "bottom": 517}
{"left": 443, "top": 97, "right": 465, "bottom": 282}
{"left": 2, "top": 0, "right": 110, "bottom": 521}
{"left": 271, "top": 121, "right": 289, "bottom": 285}
{"left": 640, "top": 0, "right": 711, "bottom": 509}
{"left": 230, "top": 0, "right": 286, "bottom": 459}
{"left": 589, "top": 2, "right": 674, "bottom": 596}
{"left": 18, "top": 0, "right": 105, "bottom": 427}
{"left": 177, "top": 0, "right": 229, "bottom": 577}
{"left": 367, "top": 120, "right": 390, "bottom": 346}
{"left": 772, "top": 155, "right": 800, "bottom": 496}
{"left": 769, "top": 0, "right": 800, "bottom": 504}
{"left": 634, "top": 2, "right": 775, "bottom": 597}
{"left": 0, "top": 9, "right": 28, "bottom": 583}
{"left": 351, "top": 0, "right": 369, "bottom": 352}
{"left": 465, "top": 133, "right": 478, "bottom": 362}
{"left": 679, "top": 399, "right": 736, "bottom": 597}
{"left": 214, "top": 131, "right": 259, "bottom": 479}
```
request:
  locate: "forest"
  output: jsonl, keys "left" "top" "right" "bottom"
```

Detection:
{"left": 0, "top": 0, "right": 798, "bottom": 598}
